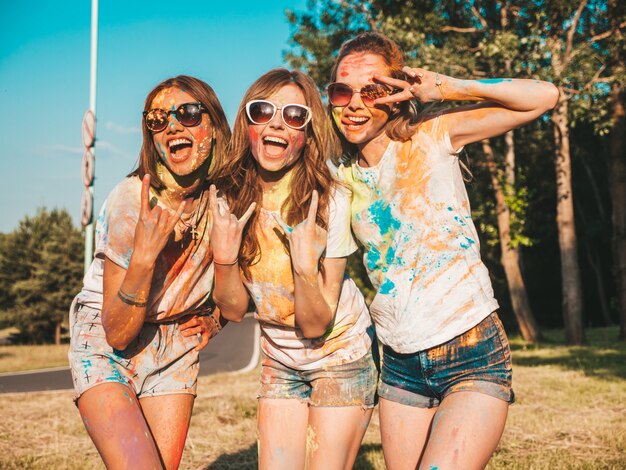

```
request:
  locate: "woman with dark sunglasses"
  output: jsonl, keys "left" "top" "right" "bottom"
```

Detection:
{"left": 327, "top": 32, "right": 559, "bottom": 469}
{"left": 68, "top": 75, "right": 231, "bottom": 469}
{"left": 210, "top": 68, "right": 377, "bottom": 469}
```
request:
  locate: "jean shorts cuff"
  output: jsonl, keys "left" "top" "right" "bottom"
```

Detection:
{"left": 446, "top": 379, "right": 515, "bottom": 404}
{"left": 379, "top": 382, "right": 440, "bottom": 408}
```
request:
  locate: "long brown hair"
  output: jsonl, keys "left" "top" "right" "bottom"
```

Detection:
{"left": 131, "top": 75, "right": 231, "bottom": 190}
{"left": 329, "top": 32, "right": 420, "bottom": 160}
{"left": 213, "top": 69, "right": 340, "bottom": 280}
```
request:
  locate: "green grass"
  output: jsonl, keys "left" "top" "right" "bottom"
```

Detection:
{"left": 0, "top": 327, "right": 624, "bottom": 469}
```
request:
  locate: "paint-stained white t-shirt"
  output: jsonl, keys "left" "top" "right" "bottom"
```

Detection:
{"left": 337, "top": 114, "right": 499, "bottom": 353}
{"left": 244, "top": 185, "right": 373, "bottom": 370}
{"left": 76, "top": 176, "right": 215, "bottom": 322}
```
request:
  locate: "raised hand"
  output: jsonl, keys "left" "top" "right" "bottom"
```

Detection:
{"left": 132, "top": 174, "right": 187, "bottom": 266}
{"left": 373, "top": 66, "right": 446, "bottom": 105}
{"left": 273, "top": 190, "right": 327, "bottom": 276}
{"left": 208, "top": 184, "right": 256, "bottom": 265}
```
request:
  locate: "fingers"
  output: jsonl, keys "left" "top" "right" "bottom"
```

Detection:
{"left": 374, "top": 74, "right": 409, "bottom": 89}
{"left": 165, "top": 198, "right": 187, "bottom": 233}
{"left": 208, "top": 184, "right": 220, "bottom": 218}
{"left": 140, "top": 174, "right": 151, "bottom": 215}
{"left": 238, "top": 202, "right": 257, "bottom": 225}
{"left": 306, "top": 190, "right": 319, "bottom": 225}
{"left": 374, "top": 91, "right": 412, "bottom": 105}
{"left": 271, "top": 212, "right": 293, "bottom": 234}
{"left": 195, "top": 330, "right": 209, "bottom": 351}
{"left": 179, "top": 316, "right": 200, "bottom": 331}
{"left": 402, "top": 66, "right": 425, "bottom": 81}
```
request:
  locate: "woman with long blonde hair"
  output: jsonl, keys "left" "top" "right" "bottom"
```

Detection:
{"left": 211, "top": 68, "right": 377, "bottom": 469}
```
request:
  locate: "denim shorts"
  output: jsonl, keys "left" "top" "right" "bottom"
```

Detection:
{"left": 380, "top": 312, "right": 514, "bottom": 408}
{"left": 68, "top": 300, "right": 200, "bottom": 401}
{"left": 258, "top": 349, "right": 379, "bottom": 408}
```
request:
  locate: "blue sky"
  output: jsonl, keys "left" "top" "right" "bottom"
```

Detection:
{"left": 0, "top": 0, "right": 308, "bottom": 232}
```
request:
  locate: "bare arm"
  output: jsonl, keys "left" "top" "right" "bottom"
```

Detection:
{"left": 375, "top": 68, "right": 559, "bottom": 150}
{"left": 275, "top": 190, "right": 338, "bottom": 338}
{"left": 209, "top": 185, "right": 255, "bottom": 323}
{"left": 102, "top": 175, "right": 186, "bottom": 350}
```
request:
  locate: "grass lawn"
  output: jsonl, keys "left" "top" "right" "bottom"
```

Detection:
{"left": 0, "top": 327, "right": 624, "bottom": 469}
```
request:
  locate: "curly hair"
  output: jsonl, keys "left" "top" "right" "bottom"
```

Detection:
{"left": 212, "top": 68, "right": 340, "bottom": 280}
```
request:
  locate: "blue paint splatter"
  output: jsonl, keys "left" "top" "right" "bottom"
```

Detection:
{"left": 369, "top": 200, "right": 400, "bottom": 235}
{"left": 459, "top": 235, "right": 475, "bottom": 249}
{"left": 366, "top": 247, "right": 381, "bottom": 270}
{"left": 379, "top": 278, "right": 395, "bottom": 295}
{"left": 478, "top": 78, "right": 512, "bottom": 84}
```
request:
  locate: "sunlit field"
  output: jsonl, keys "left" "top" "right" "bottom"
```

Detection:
{"left": 0, "top": 327, "right": 624, "bottom": 469}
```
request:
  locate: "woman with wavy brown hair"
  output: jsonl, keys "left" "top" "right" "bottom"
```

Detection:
{"left": 327, "top": 32, "right": 559, "bottom": 469}
{"left": 210, "top": 68, "right": 377, "bottom": 469}
{"left": 69, "top": 75, "right": 230, "bottom": 469}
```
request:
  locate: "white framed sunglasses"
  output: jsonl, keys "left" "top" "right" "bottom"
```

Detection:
{"left": 245, "top": 100, "right": 312, "bottom": 130}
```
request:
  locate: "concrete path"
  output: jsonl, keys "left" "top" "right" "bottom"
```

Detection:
{"left": 0, "top": 315, "right": 259, "bottom": 394}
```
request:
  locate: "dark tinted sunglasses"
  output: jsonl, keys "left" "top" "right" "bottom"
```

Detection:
{"left": 245, "top": 100, "right": 312, "bottom": 130}
{"left": 327, "top": 82, "right": 397, "bottom": 107}
{"left": 143, "top": 102, "right": 208, "bottom": 133}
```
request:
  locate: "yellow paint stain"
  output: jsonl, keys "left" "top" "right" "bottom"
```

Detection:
{"left": 305, "top": 424, "right": 319, "bottom": 469}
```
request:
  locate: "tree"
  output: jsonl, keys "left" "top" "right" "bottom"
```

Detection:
{"left": 606, "top": 0, "right": 626, "bottom": 339}
{"left": 286, "top": 0, "right": 544, "bottom": 340}
{"left": 0, "top": 209, "right": 84, "bottom": 344}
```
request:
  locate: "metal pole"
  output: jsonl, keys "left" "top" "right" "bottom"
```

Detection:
{"left": 84, "top": 0, "right": 98, "bottom": 274}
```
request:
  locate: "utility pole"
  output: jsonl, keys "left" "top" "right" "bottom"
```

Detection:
{"left": 81, "top": 0, "right": 98, "bottom": 273}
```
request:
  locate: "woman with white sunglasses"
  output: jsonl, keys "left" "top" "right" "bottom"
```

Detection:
{"left": 210, "top": 68, "right": 377, "bottom": 469}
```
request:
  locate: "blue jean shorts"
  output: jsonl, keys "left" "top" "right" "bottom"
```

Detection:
{"left": 258, "top": 349, "right": 379, "bottom": 408}
{"left": 380, "top": 312, "right": 514, "bottom": 408}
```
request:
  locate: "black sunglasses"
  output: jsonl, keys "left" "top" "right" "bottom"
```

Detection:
{"left": 143, "top": 102, "right": 208, "bottom": 133}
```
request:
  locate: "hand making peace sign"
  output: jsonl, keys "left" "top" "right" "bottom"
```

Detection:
{"left": 132, "top": 174, "right": 187, "bottom": 266}
{"left": 208, "top": 184, "right": 256, "bottom": 265}
{"left": 373, "top": 66, "right": 448, "bottom": 105}
{"left": 273, "top": 190, "right": 327, "bottom": 276}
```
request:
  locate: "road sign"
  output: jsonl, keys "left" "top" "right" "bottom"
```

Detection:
{"left": 81, "top": 109, "right": 96, "bottom": 148}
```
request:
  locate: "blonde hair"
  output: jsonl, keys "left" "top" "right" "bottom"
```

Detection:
{"left": 212, "top": 68, "right": 341, "bottom": 279}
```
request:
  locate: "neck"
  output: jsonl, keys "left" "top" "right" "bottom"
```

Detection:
{"left": 155, "top": 160, "right": 209, "bottom": 206}
{"left": 356, "top": 132, "right": 390, "bottom": 168}
{"left": 260, "top": 167, "right": 294, "bottom": 212}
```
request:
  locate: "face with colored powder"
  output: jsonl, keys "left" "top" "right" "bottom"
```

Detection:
{"left": 247, "top": 83, "right": 307, "bottom": 180}
{"left": 332, "top": 52, "right": 392, "bottom": 148}
{"left": 149, "top": 86, "right": 214, "bottom": 177}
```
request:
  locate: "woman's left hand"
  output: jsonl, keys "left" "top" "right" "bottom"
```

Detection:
{"left": 179, "top": 313, "right": 219, "bottom": 351}
{"left": 373, "top": 66, "right": 447, "bottom": 105}
{"left": 273, "top": 190, "right": 327, "bottom": 277}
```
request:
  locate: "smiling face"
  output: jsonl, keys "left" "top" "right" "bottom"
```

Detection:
{"left": 332, "top": 52, "right": 392, "bottom": 152}
{"left": 247, "top": 83, "right": 307, "bottom": 181}
{"left": 150, "top": 86, "right": 213, "bottom": 177}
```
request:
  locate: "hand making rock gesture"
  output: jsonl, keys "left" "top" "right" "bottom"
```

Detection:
{"left": 273, "top": 190, "right": 327, "bottom": 276}
{"left": 208, "top": 184, "right": 256, "bottom": 265}
{"left": 133, "top": 174, "right": 187, "bottom": 266}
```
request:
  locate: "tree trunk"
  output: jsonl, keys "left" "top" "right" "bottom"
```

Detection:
{"left": 551, "top": 93, "right": 585, "bottom": 345}
{"left": 609, "top": 83, "right": 626, "bottom": 340}
{"left": 55, "top": 322, "right": 61, "bottom": 346}
{"left": 482, "top": 139, "right": 541, "bottom": 342}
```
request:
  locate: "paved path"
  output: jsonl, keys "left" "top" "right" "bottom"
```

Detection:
{"left": 0, "top": 316, "right": 259, "bottom": 394}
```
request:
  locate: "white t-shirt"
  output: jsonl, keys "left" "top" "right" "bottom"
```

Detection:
{"left": 337, "top": 114, "right": 499, "bottom": 353}
{"left": 244, "top": 186, "right": 373, "bottom": 370}
{"left": 76, "top": 176, "right": 215, "bottom": 322}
